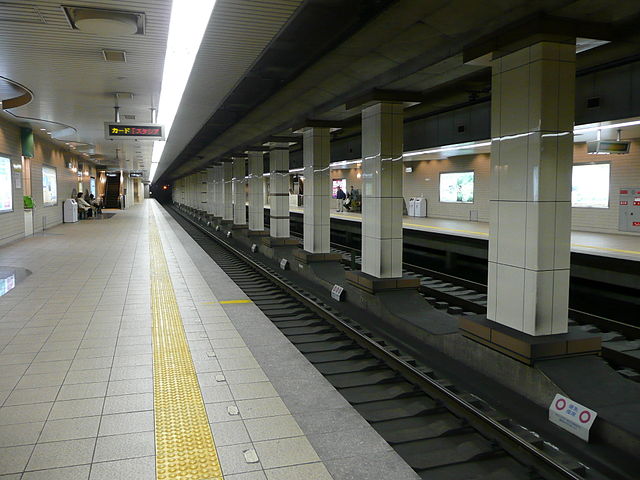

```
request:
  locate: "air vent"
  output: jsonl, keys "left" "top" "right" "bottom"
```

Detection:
{"left": 587, "top": 97, "right": 600, "bottom": 109}
{"left": 0, "top": 3, "right": 47, "bottom": 25}
{"left": 62, "top": 6, "right": 145, "bottom": 36}
{"left": 457, "top": 125, "right": 466, "bottom": 133}
{"left": 123, "top": 114, "right": 136, "bottom": 120}
{"left": 102, "top": 49, "right": 127, "bottom": 62}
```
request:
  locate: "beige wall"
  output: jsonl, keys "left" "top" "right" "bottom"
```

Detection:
{"left": 572, "top": 141, "right": 640, "bottom": 233}
{"left": 0, "top": 118, "right": 95, "bottom": 246}
{"left": 0, "top": 118, "right": 25, "bottom": 246}
{"left": 328, "top": 142, "right": 640, "bottom": 234}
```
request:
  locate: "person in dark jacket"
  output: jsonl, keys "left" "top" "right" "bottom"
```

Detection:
{"left": 336, "top": 186, "right": 346, "bottom": 212}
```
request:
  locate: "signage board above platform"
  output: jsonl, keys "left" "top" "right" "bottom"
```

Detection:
{"left": 549, "top": 394, "right": 597, "bottom": 441}
{"left": 105, "top": 122, "right": 165, "bottom": 141}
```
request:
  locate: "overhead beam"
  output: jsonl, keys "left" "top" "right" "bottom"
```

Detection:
{"left": 345, "top": 89, "right": 425, "bottom": 110}
{"left": 463, "top": 14, "right": 614, "bottom": 64}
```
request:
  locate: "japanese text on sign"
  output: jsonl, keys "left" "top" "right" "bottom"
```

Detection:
{"left": 548, "top": 394, "right": 597, "bottom": 441}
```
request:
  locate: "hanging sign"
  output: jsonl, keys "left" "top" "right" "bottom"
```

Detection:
{"left": 549, "top": 394, "right": 597, "bottom": 441}
{"left": 104, "top": 122, "right": 165, "bottom": 140}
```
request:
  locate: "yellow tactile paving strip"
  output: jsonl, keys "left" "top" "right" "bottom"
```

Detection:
{"left": 149, "top": 214, "right": 224, "bottom": 480}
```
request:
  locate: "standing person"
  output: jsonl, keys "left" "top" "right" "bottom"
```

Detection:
{"left": 336, "top": 185, "right": 346, "bottom": 212}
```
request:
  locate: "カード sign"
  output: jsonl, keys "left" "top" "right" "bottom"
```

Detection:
{"left": 105, "top": 122, "right": 165, "bottom": 141}
{"left": 549, "top": 394, "right": 597, "bottom": 441}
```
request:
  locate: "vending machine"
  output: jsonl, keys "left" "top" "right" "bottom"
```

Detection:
{"left": 618, "top": 188, "right": 640, "bottom": 232}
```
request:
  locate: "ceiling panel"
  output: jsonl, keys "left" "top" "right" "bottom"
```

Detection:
{"left": 0, "top": 0, "right": 172, "bottom": 173}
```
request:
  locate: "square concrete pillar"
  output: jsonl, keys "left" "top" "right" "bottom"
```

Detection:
{"left": 488, "top": 41, "right": 575, "bottom": 336}
{"left": 200, "top": 171, "right": 208, "bottom": 211}
{"left": 213, "top": 164, "right": 223, "bottom": 218}
{"left": 269, "top": 144, "right": 290, "bottom": 238}
{"left": 232, "top": 157, "right": 246, "bottom": 225}
{"left": 222, "top": 162, "right": 233, "bottom": 221}
{"left": 248, "top": 152, "right": 265, "bottom": 232}
{"left": 303, "top": 127, "right": 331, "bottom": 253}
{"left": 361, "top": 102, "right": 404, "bottom": 278}
{"left": 206, "top": 168, "right": 215, "bottom": 215}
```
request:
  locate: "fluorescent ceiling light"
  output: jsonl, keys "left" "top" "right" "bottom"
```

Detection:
{"left": 404, "top": 141, "right": 491, "bottom": 157}
{"left": 150, "top": 0, "right": 216, "bottom": 181}
{"left": 574, "top": 119, "right": 640, "bottom": 134}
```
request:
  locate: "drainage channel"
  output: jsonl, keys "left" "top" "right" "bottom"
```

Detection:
{"left": 168, "top": 205, "right": 602, "bottom": 480}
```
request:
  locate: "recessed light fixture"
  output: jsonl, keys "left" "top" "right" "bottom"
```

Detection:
{"left": 62, "top": 6, "right": 145, "bottom": 36}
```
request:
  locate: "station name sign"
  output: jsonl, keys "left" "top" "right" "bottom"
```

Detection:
{"left": 105, "top": 122, "right": 165, "bottom": 141}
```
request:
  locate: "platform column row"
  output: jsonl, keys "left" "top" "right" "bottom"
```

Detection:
{"left": 206, "top": 168, "right": 215, "bottom": 215}
{"left": 198, "top": 170, "right": 208, "bottom": 214}
{"left": 212, "top": 164, "right": 221, "bottom": 218}
{"left": 487, "top": 41, "right": 575, "bottom": 336}
{"left": 303, "top": 127, "right": 331, "bottom": 254}
{"left": 232, "top": 157, "right": 246, "bottom": 226}
{"left": 222, "top": 162, "right": 233, "bottom": 221}
{"left": 248, "top": 152, "right": 265, "bottom": 232}
{"left": 270, "top": 144, "right": 290, "bottom": 238}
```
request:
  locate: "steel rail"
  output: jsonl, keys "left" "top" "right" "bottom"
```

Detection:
{"left": 176, "top": 207, "right": 586, "bottom": 480}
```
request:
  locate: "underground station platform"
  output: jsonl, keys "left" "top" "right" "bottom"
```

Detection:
{"left": 0, "top": 202, "right": 639, "bottom": 479}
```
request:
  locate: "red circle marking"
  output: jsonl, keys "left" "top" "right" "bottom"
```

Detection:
{"left": 555, "top": 399, "right": 566, "bottom": 410}
{"left": 579, "top": 411, "right": 591, "bottom": 424}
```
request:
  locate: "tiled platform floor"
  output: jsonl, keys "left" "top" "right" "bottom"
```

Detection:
{"left": 0, "top": 201, "right": 418, "bottom": 480}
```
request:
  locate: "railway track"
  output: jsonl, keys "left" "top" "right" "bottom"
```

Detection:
{"left": 321, "top": 240, "right": 640, "bottom": 382}
{"left": 169, "top": 204, "right": 609, "bottom": 480}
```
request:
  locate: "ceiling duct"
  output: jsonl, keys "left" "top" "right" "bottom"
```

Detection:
{"left": 102, "top": 49, "right": 127, "bottom": 62}
{"left": 62, "top": 6, "right": 145, "bottom": 36}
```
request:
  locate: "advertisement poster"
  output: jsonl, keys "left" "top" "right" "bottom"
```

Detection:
{"left": 332, "top": 179, "right": 346, "bottom": 199}
{"left": 42, "top": 165, "right": 58, "bottom": 206}
{"left": 0, "top": 157, "right": 12, "bottom": 212}
{"left": 572, "top": 163, "right": 610, "bottom": 208}
{"left": 440, "top": 171, "right": 474, "bottom": 203}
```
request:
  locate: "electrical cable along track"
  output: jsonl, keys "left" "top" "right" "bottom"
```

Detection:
{"left": 168, "top": 205, "right": 604, "bottom": 480}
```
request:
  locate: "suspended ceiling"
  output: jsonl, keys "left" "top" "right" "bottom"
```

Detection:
{"left": 0, "top": 0, "right": 173, "bottom": 174}
{"left": 153, "top": 0, "right": 640, "bottom": 182}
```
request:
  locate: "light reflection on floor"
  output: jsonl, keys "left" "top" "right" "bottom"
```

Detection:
{"left": 0, "top": 267, "right": 30, "bottom": 297}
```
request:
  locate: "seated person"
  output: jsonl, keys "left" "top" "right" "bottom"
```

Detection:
{"left": 89, "top": 194, "right": 102, "bottom": 214}
{"left": 76, "top": 192, "right": 92, "bottom": 218}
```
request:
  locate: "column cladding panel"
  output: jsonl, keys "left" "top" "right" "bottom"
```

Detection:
{"left": 232, "top": 158, "right": 246, "bottom": 225}
{"left": 488, "top": 41, "right": 575, "bottom": 336}
{"left": 222, "top": 162, "right": 233, "bottom": 220}
{"left": 248, "top": 152, "right": 265, "bottom": 232}
{"left": 270, "top": 145, "right": 290, "bottom": 238}
{"left": 361, "top": 102, "right": 404, "bottom": 278}
{"left": 206, "top": 168, "right": 215, "bottom": 214}
{"left": 213, "top": 164, "right": 223, "bottom": 217}
{"left": 303, "top": 127, "right": 331, "bottom": 253}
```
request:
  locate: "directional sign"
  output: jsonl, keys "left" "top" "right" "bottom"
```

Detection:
{"left": 549, "top": 394, "right": 597, "bottom": 441}
{"left": 105, "top": 122, "right": 165, "bottom": 141}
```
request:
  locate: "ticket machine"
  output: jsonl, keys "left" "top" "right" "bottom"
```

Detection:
{"left": 618, "top": 187, "right": 640, "bottom": 232}
{"left": 63, "top": 198, "right": 78, "bottom": 223}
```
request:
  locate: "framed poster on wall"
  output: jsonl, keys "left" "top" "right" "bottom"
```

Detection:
{"left": 42, "top": 165, "right": 58, "bottom": 207}
{"left": 0, "top": 156, "right": 12, "bottom": 212}
{"left": 572, "top": 163, "right": 610, "bottom": 208}
{"left": 439, "top": 171, "right": 474, "bottom": 203}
